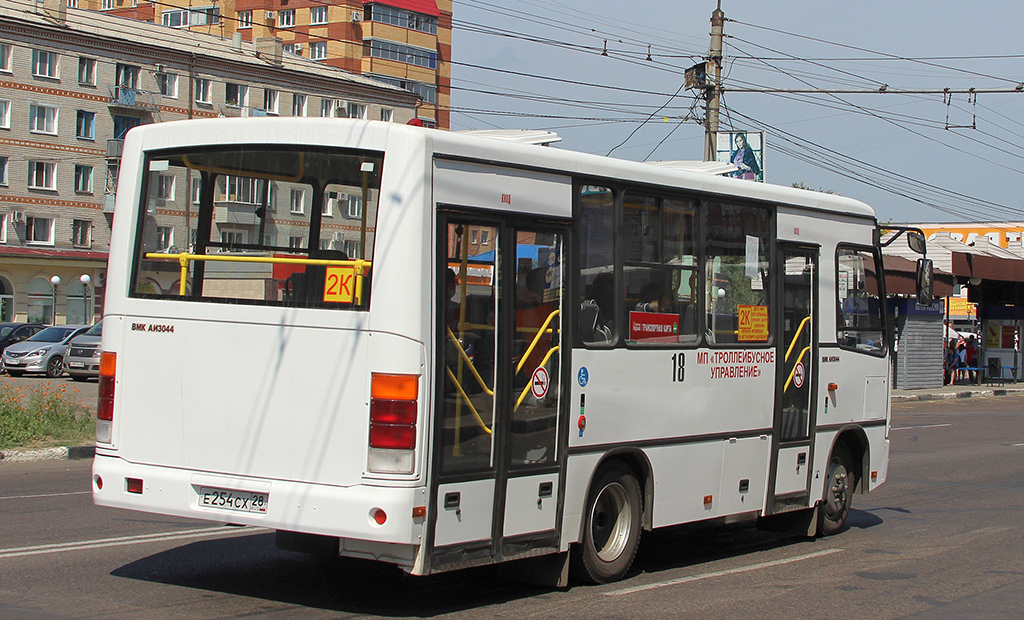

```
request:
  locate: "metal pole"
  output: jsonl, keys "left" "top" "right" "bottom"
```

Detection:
{"left": 704, "top": 2, "right": 725, "bottom": 161}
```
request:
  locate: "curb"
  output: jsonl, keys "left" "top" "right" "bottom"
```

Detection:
{"left": 892, "top": 388, "right": 1024, "bottom": 402}
{"left": 0, "top": 445, "right": 95, "bottom": 464}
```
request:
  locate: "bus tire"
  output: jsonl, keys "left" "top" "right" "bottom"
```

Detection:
{"left": 573, "top": 462, "right": 642, "bottom": 584}
{"left": 819, "top": 442, "right": 855, "bottom": 536}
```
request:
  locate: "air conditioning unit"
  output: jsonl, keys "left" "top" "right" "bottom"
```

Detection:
{"left": 264, "top": 10, "right": 275, "bottom": 20}
{"left": 294, "top": 43, "right": 302, "bottom": 52}
{"left": 11, "top": 210, "right": 25, "bottom": 223}
{"left": 351, "top": 11, "right": 362, "bottom": 22}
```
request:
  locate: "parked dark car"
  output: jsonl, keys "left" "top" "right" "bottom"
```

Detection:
{"left": 1, "top": 325, "right": 89, "bottom": 378}
{"left": 0, "top": 322, "right": 46, "bottom": 362}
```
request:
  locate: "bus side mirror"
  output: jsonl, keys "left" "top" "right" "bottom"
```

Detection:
{"left": 907, "top": 231, "right": 926, "bottom": 255}
{"left": 916, "top": 258, "right": 933, "bottom": 306}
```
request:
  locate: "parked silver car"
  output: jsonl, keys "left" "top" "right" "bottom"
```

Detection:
{"left": 65, "top": 322, "right": 102, "bottom": 381}
{"left": 1, "top": 325, "right": 89, "bottom": 378}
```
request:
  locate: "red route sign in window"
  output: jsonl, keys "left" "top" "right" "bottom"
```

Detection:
{"left": 629, "top": 311, "right": 679, "bottom": 343}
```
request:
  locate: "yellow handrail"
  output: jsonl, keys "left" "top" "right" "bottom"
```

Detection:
{"left": 785, "top": 316, "right": 812, "bottom": 362}
{"left": 445, "top": 366, "right": 492, "bottom": 435}
{"left": 446, "top": 328, "right": 494, "bottom": 397}
{"left": 515, "top": 345, "right": 559, "bottom": 410}
{"left": 784, "top": 345, "right": 812, "bottom": 392}
{"left": 144, "top": 252, "right": 370, "bottom": 302}
{"left": 516, "top": 309, "right": 560, "bottom": 374}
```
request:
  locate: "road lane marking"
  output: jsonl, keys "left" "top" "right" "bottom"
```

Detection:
{"left": 0, "top": 491, "right": 91, "bottom": 500}
{"left": 604, "top": 548, "right": 844, "bottom": 596}
{"left": 1013, "top": 443, "right": 1024, "bottom": 447}
{"left": 0, "top": 525, "right": 266, "bottom": 559}
{"left": 890, "top": 423, "right": 952, "bottom": 431}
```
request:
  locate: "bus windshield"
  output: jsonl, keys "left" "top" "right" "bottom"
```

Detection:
{"left": 130, "top": 145, "right": 383, "bottom": 309}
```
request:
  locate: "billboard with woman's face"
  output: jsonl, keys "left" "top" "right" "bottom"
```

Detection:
{"left": 716, "top": 131, "right": 764, "bottom": 182}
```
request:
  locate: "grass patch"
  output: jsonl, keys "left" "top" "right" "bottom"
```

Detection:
{"left": 0, "top": 382, "right": 95, "bottom": 450}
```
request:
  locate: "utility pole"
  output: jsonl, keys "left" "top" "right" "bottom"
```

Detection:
{"left": 704, "top": 2, "right": 725, "bottom": 161}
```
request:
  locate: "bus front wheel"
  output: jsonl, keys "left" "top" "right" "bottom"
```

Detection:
{"left": 573, "top": 462, "right": 642, "bottom": 584}
{"left": 819, "top": 443, "right": 855, "bottom": 536}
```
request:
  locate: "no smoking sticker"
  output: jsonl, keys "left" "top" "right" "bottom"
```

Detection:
{"left": 793, "top": 362, "right": 806, "bottom": 388}
{"left": 531, "top": 367, "right": 550, "bottom": 399}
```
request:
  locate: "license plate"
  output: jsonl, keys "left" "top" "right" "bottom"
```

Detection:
{"left": 197, "top": 486, "right": 268, "bottom": 514}
{"left": 68, "top": 361, "right": 85, "bottom": 368}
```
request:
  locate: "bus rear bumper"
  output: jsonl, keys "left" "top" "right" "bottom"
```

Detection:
{"left": 91, "top": 453, "right": 428, "bottom": 549}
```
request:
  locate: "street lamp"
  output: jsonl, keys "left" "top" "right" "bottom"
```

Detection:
{"left": 80, "top": 274, "right": 92, "bottom": 324}
{"left": 49, "top": 275, "right": 61, "bottom": 325}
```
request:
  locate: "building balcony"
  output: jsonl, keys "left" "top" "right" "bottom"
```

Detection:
{"left": 108, "top": 87, "right": 160, "bottom": 110}
{"left": 219, "top": 104, "right": 269, "bottom": 118}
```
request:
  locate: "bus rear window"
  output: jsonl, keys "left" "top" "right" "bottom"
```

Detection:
{"left": 130, "top": 146, "right": 383, "bottom": 309}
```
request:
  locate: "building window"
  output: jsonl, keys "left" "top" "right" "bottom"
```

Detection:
{"left": 365, "top": 74, "right": 436, "bottom": 103}
{"left": 278, "top": 9, "right": 295, "bottom": 27}
{"left": 32, "top": 50, "right": 60, "bottom": 78}
{"left": 264, "top": 89, "right": 279, "bottom": 114}
{"left": 346, "top": 194, "right": 362, "bottom": 219}
{"left": 78, "top": 57, "right": 96, "bottom": 85}
{"left": 29, "top": 103, "right": 58, "bottom": 134}
{"left": 365, "top": 39, "right": 436, "bottom": 69}
{"left": 322, "top": 192, "right": 334, "bottom": 216}
{"left": 163, "top": 6, "right": 220, "bottom": 27}
{"left": 66, "top": 0, "right": 78, "bottom": 7}
{"left": 288, "top": 236, "right": 303, "bottom": 249}
{"left": 320, "top": 99, "right": 338, "bottom": 117}
{"left": 0, "top": 44, "right": 11, "bottom": 73}
{"left": 289, "top": 189, "right": 305, "bottom": 214}
{"left": 310, "top": 42, "right": 327, "bottom": 60}
{"left": 368, "top": 4, "right": 437, "bottom": 34}
{"left": 156, "top": 73, "right": 178, "bottom": 98}
{"left": 113, "top": 115, "right": 141, "bottom": 139}
{"left": 115, "top": 63, "right": 139, "bottom": 89}
{"left": 0, "top": 213, "right": 6, "bottom": 244}
{"left": 101, "top": 0, "right": 115, "bottom": 9}
{"left": 237, "top": 10, "right": 252, "bottom": 28}
{"left": 192, "top": 177, "right": 202, "bottom": 204}
{"left": 74, "top": 165, "right": 94, "bottom": 193}
{"left": 194, "top": 78, "right": 211, "bottom": 104}
{"left": 311, "top": 6, "right": 328, "bottom": 24}
{"left": 225, "top": 83, "right": 249, "bottom": 107}
{"left": 346, "top": 102, "right": 366, "bottom": 119}
{"left": 26, "top": 217, "right": 55, "bottom": 244}
{"left": 292, "top": 94, "right": 307, "bottom": 117}
{"left": 72, "top": 219, "right": 92, "bottom": 247}
{"left": 0, "top": 156, "right": 7, "bottom": 185}
{"left": 282, "top": 44, "right": 295, "bottom": 55}
{"left": 156, "top": 226, "right": 173, "bottom": 251}
{"left": 28, "top": 161, "right": 56, "bottom": 190}
{"left": 0, "top": 99, "right": 9, "bottom": 129}
{"left": 155, "top": 174, "right": 175, "bottom": 200}
{"left": 380, "top": 108, "right": 393, "bottom": 122}
{"left": 76, "top": 110, "right": 96, "bottom": 140}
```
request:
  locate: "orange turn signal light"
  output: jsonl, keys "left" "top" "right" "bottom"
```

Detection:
{"left": 827, "top": 382, "right": 838, "bottom": 391}
{"left": 371, "top": 373, "right": 418, "bottom": 401}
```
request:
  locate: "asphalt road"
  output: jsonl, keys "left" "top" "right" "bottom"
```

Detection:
{"left": 1, "top": 395, "right": 1023, "bottom": 619}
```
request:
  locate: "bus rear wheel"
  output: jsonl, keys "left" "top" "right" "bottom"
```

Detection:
{"left": 573, "top": 462, "right": 642, "bottom": 584}
{"left": 819, "top": 443, "right": 855, "bottom": 536}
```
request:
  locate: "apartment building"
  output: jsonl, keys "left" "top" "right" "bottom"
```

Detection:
{"left": 0, "top": 0, "right": 417, "bottom": 324}
{"left": 81, "top": 0, "right": 452, "bottom": 129}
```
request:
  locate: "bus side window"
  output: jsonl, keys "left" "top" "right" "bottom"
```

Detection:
{"left": 704, "top": 202, "right": 772, "bottom": 345}
{"left": 578, "top": 185, "right": 616, "bottom": 345}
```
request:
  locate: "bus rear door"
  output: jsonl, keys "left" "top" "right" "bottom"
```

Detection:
{"left": 430, "top": 213, "right": 567, "bottom": 569}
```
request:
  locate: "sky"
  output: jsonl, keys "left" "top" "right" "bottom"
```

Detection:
{"left": 449, "top": 0, "right": 1024, "bottom": 224}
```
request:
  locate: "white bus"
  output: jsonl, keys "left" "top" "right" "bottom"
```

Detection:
{"left": 93, "top": 118, "right": 927, "bottom": 585}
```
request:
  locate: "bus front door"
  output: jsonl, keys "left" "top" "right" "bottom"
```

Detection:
{"left": 431, "top": 215, "right": 566, "bottom": 569}
{"left": 767, "top": 244, "right": 818, "bottom": 514}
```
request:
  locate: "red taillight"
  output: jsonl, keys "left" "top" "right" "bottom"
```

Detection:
{"left": 369, "top": 374, "right": 418, "bottom": 451}
{"left": 126, "top": 477, "right": 143, "bottom": 494}
{"left": 97, "top": 352, "right": 116, "bottom": 422}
